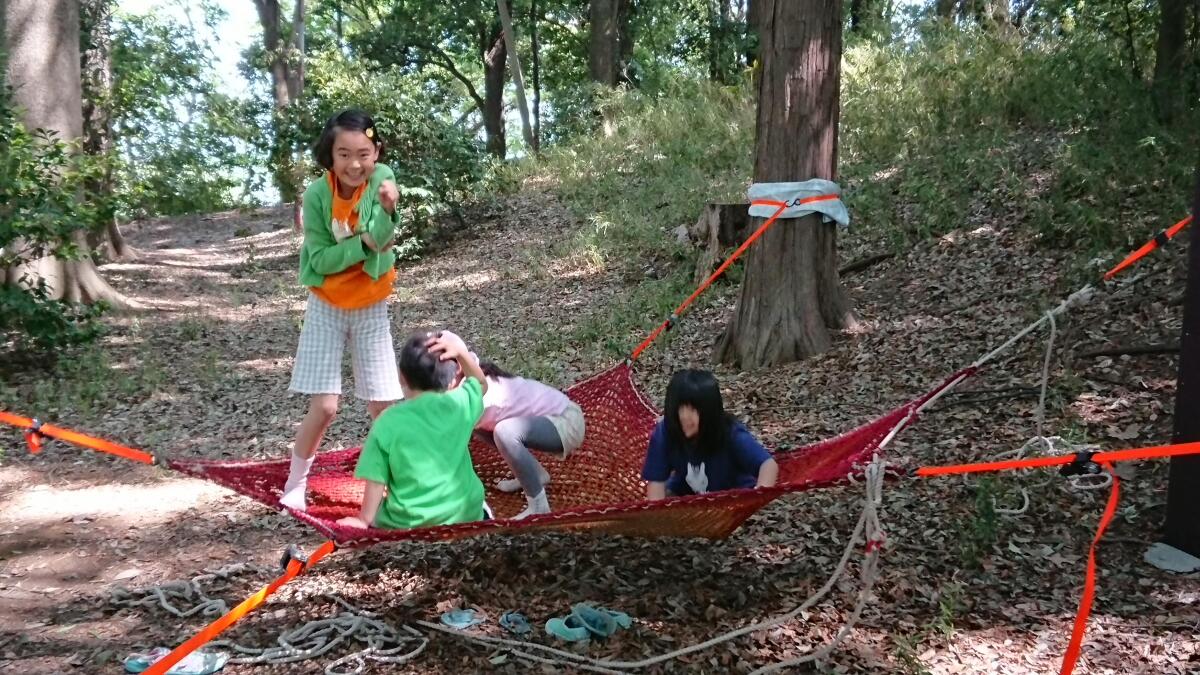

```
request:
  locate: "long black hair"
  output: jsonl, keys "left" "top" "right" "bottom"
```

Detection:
{"left": 479, "top": 360, "right": 514, "bottom": 379}
{"left": 312, "top": 109, "right": 385, "bottom": 170}
{"left": 663, "top": 369, "right": 734, "bottom": 460}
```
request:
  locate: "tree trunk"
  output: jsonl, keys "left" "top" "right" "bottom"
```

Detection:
{"left": 708, "top": 0, "right": 721, "bottom": 81}
{"left": 530, "top": 0, "right": 541, "bottom": 151}
{"left": 715, "top": 0, "right": 853, "bottom": 368}
{"left": 289, "top": 0, "right": 305, "bottom": 100}
{"left": 745, "top": 0, "right": 761, "bottom": 66}
{"left": 1154, "top": 0, "right": 1189, "bottom": 124}
{"left": 1164, "top": 167, "right": 1200, "bottom": 558}
{"left": 253, "top": 0, "right": 305, "bottom": 203}
{"left": 497, "top": 0, "right": 536, "bottom": 152}
{"left": 849, "top": 0, "right": 868, "bottom": 33}
{"left": 3, "top": 0, "right": 130, "bottom": 307}
{"left": 589, "top": 0, "right": 619, "bottom": 85}
{"left": 936, "top": 0, "right": 957, "bottom": 21}
{"left": 80, "top": 0, "right": 134, "bottom": 262}
{"left": 482, "top": 22, "right": 507, "bottom": 158}
{"left": 254, "top": 0, "right": 291, "bottom": 109}
{"left": 617, "top": 0, "right": 635, "bottom": 85}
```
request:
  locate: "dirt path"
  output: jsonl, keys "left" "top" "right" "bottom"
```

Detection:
{"left": 1, "top": 197, "right": 1197, "bottom": 673}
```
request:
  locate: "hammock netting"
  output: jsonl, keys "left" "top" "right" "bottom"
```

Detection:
{"left": 170, "top": 364, "right": 973, "bottom": 548}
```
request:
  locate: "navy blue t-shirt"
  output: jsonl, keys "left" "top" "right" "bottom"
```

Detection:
{"left": 640, "top": 419, "right": 772, "bottom": 495}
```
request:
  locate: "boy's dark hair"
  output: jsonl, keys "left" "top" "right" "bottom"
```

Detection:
{"left": 479, "top": 360, "right": 513, "bottom": 379}
{"left": 312, "top": 109, "right": 385, "bottom": 170}
{"left": 399, "top": 332, "right": 457, "bottom": 392}
{"left": 663, "top": 369, "right": 734, "bottom": 460}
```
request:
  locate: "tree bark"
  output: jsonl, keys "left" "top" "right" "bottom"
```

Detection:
{"left": 745, "top": 0, "right": 761, "bottom": 66}
{"left": 1164, "top": 167, "right": 1200, "bottom": 557}
{"left": 253, "top": 0, "right": 291, "bottom": 109}
{"left": 936, "top": 0, "right": 957, "bottom": 21}
{"left": 1154, "top": 0, "right": 1189, "bottom": 124}
{"left": 531, "top": 0, "right": 541, "bottom": 151}
{"left": 849, "top": 0, "right": 869, "bottom": 33}
{"left": 617, "top": 0, "right": 635, "bottom": 85}
{"left": 589, "top": 0, "right": 619, "bottom": 85}
{"left": 80, "top": 0, "right": 134, "bottom": 261}
{"left": 497, "top": 0, "right": 536, "bottom": 152}
{"left": 482, "top": 21, "right": 507, "bottom": 158}
{"left": 253, "top": 0, "right": 305, "bottom": 203}
{"left": 715, "top": 0, "right": 853, "bottom": 368}
{"left": 3, "top": 0, "right": 130, "bottom": 307}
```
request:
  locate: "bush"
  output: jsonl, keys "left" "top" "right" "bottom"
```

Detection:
{"left": 0, "top": 89, "right": 106, "bottom": 358}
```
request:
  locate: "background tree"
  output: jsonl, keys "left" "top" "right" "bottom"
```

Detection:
{"left": 716, "top": 0, "right": 853, "bottom": 367}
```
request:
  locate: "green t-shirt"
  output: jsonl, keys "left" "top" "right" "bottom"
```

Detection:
{"left": 354, "top": 377, "right": 486, "bottom": 529}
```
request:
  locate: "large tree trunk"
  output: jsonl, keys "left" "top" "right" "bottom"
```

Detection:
{"left": 497, "top": 0, "right": 535, "bottom": 152}
{"left": 589, "top": 0, "right": 619, "bottom": 85}
{"left": 3, "top": 0, "right": 130, "bottom": 307}
{"left": 1153, "top": 0, "right": 1190, "bottom": 124}
{"left": 716, "top": 0, "right": 853, "bottom": 368}
{"left": 482, "top": 22, "right": 507, "bottom": 158}
{"left": 745, "top": 0, "right": 761, "bottom": 66}
{"left": 936, "top": 0, "right": 957, "bottom": 21}
{"left": 80, "top": 0, "right": 135, "bottom": 262}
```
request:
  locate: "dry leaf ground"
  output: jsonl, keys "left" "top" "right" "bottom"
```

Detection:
{"left": 0, "top": 192, "right": 1197, "bottom": 674}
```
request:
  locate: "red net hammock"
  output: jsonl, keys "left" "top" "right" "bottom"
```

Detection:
{"left": 170, "top": 364, "right": 972, "bottom": 548}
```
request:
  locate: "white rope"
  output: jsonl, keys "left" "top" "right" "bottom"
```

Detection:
{"left": 109, "top": 563, "right": 268, "bottom": 619}
{"left": 421, "top": 454, "right": 891, "bottom": 673}
{"left": 972, "top": 285, "right": 1094, "bottom": 369}
{"left": 110, "top": 570, "right": 426, "bottom": 675}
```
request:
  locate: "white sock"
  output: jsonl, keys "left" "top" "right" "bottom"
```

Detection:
{"left": 514, "top": 489, "right": 551, "bottom": 520}
{"left": 279, "top": 452, "right": 315, "bottom": 511}
{"left": 497, "top": 466, "right": 551, "bottom": 494}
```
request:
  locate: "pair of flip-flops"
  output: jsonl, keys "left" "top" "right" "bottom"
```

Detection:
{"left": 545, "top": 604, "right": 632, "bottom": 642}
{"left": 442, "top": 608, "right": 533, "bottom": 636}
{"left": 123, "top": 648, "right": 228, "bottom": 674}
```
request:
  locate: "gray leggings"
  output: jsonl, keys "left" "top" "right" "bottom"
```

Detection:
{"left": 488, "top": 416, "right": 564, "bottom": 496}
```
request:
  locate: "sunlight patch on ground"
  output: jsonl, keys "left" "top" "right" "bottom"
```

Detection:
{"left": 0, "top": 479, "right": 229, "bottom": 526}
{"left": 423, "top": 269, "right": 498, "bottom": 291}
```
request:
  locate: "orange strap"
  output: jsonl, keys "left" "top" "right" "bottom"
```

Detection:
{"left": 1059, "top": 464, "right": 1120, "bottom": 675}
{"left": 0, "top": 410, "right": 155, "bottom": 465}
{"left": 914, "top": 440, "right": 1200, "bottom": 477}
{"left": 631, "top": 198, "right": 798, "bottom": 361}
{"left": 143, "top": 541, "right": 337, "bottom": 675}
{"left": 1103, "top": 214, "right": 1193, "bottom": 281}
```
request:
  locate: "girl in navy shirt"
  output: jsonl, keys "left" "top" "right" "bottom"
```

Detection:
{"left": 642, "top": 369, "right": 778, "bottom": 499}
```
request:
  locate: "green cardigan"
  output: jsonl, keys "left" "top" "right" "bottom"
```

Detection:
{"left": 298, "top": 164, "right": 400, "bottom": 288}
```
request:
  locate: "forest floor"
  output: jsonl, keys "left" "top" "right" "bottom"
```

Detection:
{"left": 1, "top": 190, "right": 1197, "bottom": 673}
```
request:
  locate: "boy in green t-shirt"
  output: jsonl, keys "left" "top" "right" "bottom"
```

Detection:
{"left": 336, "top": 330, "right": 488, "bottom": 530}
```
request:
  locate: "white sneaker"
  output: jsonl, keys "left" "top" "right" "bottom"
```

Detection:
{"left": 496, "top": 466, "right": 551, "bottom": 493}
{"left": 513, "top": 490, "right": 551, "bottom": 520}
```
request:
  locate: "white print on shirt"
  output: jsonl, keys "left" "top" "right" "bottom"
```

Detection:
{"left": 685, "top": 462, "right": 709, "bottom": 494}
{"left": 331, "top": 216, "right": 355, "bottom": 242}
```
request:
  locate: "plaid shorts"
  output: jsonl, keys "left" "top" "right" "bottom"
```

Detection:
{"left": 288, "top": 293, "right": 403, "bottom": 402}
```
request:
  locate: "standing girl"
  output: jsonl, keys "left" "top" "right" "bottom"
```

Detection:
{"left": 280, "top": 109, "right": 404, "bottom": 511}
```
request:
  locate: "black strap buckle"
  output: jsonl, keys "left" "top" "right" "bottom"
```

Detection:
{"left": 1059, "top": 451, "right": 1102, "bottom": 477}
{"left": 280, "top": 544, "right": 309, "bottom": 572}
{"left": 1154, "top": 230, "right": 1171, "bottom": 247}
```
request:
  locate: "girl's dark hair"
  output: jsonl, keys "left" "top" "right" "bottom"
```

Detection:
{"left": 399, "top": 332, "right": 457, "bottom": 392}
{"left": 480, "top": 360, "right": 513, "bottom": 379}
{"left": 663, "top": 369, "right": 733, "bottom": 459}
{"left": 312, "top": 109, "right": 385, "bottom": 170}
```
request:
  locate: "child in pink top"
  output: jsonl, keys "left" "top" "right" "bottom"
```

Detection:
{"left": 477, "top": 361, "right": 586, "bottom": 519}
{"left": 440, "top": 332, "right": 585, "bottom": 519}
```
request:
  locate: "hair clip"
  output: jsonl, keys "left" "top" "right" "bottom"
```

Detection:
{"left": 365, "top": 127, "right": 375, "bottom": 139}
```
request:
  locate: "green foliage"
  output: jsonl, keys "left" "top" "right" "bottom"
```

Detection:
{"left": 841, "top": 27, "right": 1196, "bottom": 250}
{"left": 111, "top": 3, "right": 265, "bottom": 218}
{"left": 0, "top": 89, "right": 107, "bottom": 357}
